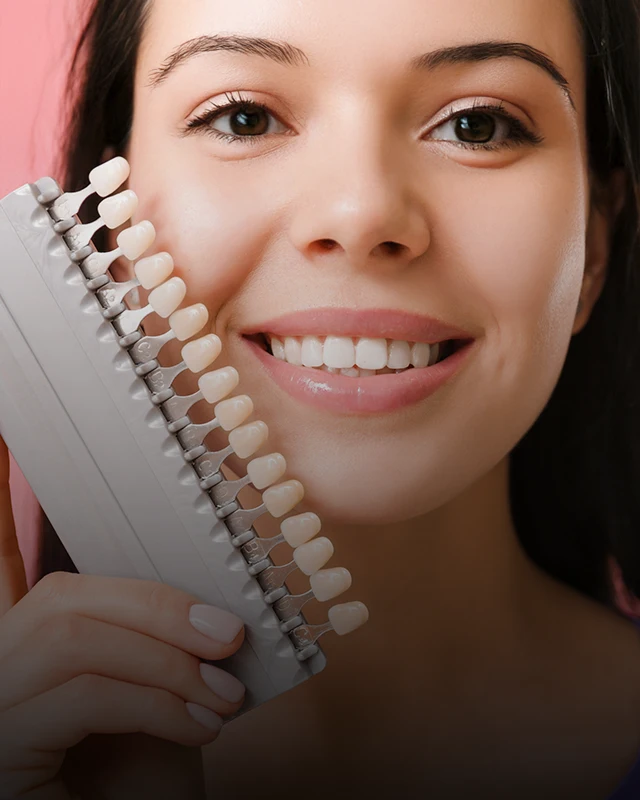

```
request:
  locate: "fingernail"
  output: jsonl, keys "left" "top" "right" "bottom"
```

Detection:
{"left": 186, "top": 702, "right": 223, "bottom": 733}
{"left": 189, "top": 604, "right": 244, "bottom": 644}
{"left": 200, "top": 663, "right": 245, "bottom": 704}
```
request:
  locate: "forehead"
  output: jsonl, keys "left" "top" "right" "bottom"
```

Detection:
{"left": 139, "top": 0, "right": 584, "bottom": 99}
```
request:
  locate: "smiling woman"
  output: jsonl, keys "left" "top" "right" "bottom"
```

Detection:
{"left": 3, "top": 0, "right": 640, "bottom": 798}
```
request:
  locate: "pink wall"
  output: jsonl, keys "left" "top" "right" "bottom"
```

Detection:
{"left": 0, "top": 0, "right": 81, "bottom": 585}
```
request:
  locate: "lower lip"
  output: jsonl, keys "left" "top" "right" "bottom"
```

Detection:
{"left": 242, "top": 338, "right": 476, "bottom": 414}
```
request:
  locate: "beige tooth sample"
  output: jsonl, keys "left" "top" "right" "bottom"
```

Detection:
{"left": 182, "top": 334, "right": 222, "bottom": 373}
{"left": 263, "top": 479, "right": 304, "bottom": 517}
{"left": 228, "top": 420, "right": 269, "bottom": 458}
{"left": 293, "top": 536, "right": 334, "bottom": 575}
{"left": 310, "top": 567, "right": 352, "bottom": 601}
{"left": 411, "top": 342, "right": 431, "bottom": 368}
{"left": 214, "top": 394, "right": 254, "bottom": 431}
{"left": 324, "top": 336, "right": 355, "bottom": 369}
{"left": 328, "top": 601, "right": 369, "bottom": 635}
{"left": 135, "top": 252, "right": 174, "bottom": 289}
{"left": 247, "top": 453, "right": 287, "bottom": 490}
{"left": 284, "top": 337, "right": 302, "bottom": 366}
{"left": 97, "top": 189, "right": 138, "bottom": 229}
{"left": 280, "top": 512, "right": 321, "bottom": 547}
{"left": 169, "top": 303, "right": 209, "bottom": 341}
{"left": 355, "top": 338, "right": 387, "bottom": 370}
{"left": 117, "top": 220, "right": 156, "bottom": 260}
{"left": 199, "top": 367, "right": 239, "bottom": 404}
{"left": 89, "top": 156, "right": 130, "bottom": 197}
{"left": 148, "top": 277, "right": 186, "bottom": 318}
{"left": 301, "top": 336, "right": 324, "bottom": 367}
{"left": 387, "top": 340, "right": 411, "bottom": 369}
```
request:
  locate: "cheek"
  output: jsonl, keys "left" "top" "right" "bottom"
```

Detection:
{"left": 126, "top": 127, "right": 281, "bottom": 313}
{"left": 445, "top": 159, "right": 587, "bottom": 367}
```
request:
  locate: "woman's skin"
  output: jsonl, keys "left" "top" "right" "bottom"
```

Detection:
{"left": 1, "top": 0, "right": 640, "bottom": 797}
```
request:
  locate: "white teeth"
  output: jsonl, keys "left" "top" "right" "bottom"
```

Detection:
{"left": 268, "top": 334, "right": 445, "bottom": 373}
{"left": 271, "top": 336, "right": 285, "bottom": 360}
{"left": 355, "top": 338, "right": 387, "bottom": 370}
{"left": 323, "top": 336, "right": 356, "bottom": 369}
{"left": 387, "top": 340, "right": 411, "bottom": 370}
{"left": 301, "top": 336, "right": 324, "bottom": 368}
{"left": 411, "top": 342, "right": 431, "bottom": 368}
{"left": 284, "top": 337, "right": 303, "bottom": 366}
{"left": 135, "top": 252, "right": 174, "bottom": 290}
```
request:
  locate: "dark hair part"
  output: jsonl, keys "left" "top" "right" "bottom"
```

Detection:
{"left": 43, "top": 0, "right": 640, "bottom": 610}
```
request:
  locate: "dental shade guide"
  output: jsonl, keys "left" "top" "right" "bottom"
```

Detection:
{"left": 0, "top": 157, "right": 368, "bottom": 712}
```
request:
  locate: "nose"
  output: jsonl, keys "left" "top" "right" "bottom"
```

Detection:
{"left": 288, "top": 120, "right": 432, "bottom": 273}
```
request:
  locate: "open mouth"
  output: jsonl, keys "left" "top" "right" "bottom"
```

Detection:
{"left": 245, "top": 333, "right": 469, "bottom": 377}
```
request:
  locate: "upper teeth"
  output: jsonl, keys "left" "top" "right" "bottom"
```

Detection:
{"left": 267, "top": 335, "right": 441, "bottom": 370}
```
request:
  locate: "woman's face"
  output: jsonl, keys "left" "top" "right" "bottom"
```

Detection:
{"left": 126, "top": 0, "right": 588, "bottom": 524}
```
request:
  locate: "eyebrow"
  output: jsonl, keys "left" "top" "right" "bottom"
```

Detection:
{"left": 148, "top": 34, "right": 575, "bottom": 110}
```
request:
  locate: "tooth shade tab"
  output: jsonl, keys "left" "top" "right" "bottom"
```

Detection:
{"left": 228, "top": 420, "right": 269, "bottom": 458}
{"left": 135, "top": 252, "right": 174, "bottom": 289}
{"left": 328, "top": 601, "right": 369, "bottom": 635}
{"left": 182, "top": 334, "right": 222, "bottom": 373}
{"left": 310, "top": 567, "right": 352, "bottom": 601}
{"left": 246, "top": 453, "right": 286, "bottom": 490}
{"left": 82, "top": 248, "right": 120, "bottom": 279}
{"left": 263, "top": 479, "right": 304, "bottom": 518}
{"left": 169, "top": 303, "right": 209, "bottom": 341}
{"left": 293, "top": 536, "right": 334, "bottom": 575}
{"left": 117, "top": 220, "right": 156, "bottom": 261}
{"left": 199, "top": 367, "right": 239, "bottom": 404}
{"left": 97, "top": 190, "right": 138, "bottom": 229}
{"left": 214, "top": 394, "right": 253, "bottom": 431}
{"left": 148, "top": 277, "right": 186, "bottom": 318}
{"left": 89, "top": 156, "right": 131, "bottom": 197}
{"left": 280, "top": 512, "right": 321, "bottom": 547}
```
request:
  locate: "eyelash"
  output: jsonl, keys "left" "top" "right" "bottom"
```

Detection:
{"left": 185, "top": 90, "right": 544, "bottom": 152}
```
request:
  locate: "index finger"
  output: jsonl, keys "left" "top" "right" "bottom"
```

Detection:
{"left": 0, "top": 434, "right": 28, "bottom": 615}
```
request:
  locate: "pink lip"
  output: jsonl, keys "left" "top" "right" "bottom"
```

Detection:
{"left": 240, "top": 307, "right": 475, "bottom": 343}
{"left": 242, "top": 337, "right": 476, "bottom": 414}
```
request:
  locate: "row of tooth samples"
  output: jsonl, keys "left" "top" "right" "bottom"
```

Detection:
{"left": 52, "top": 155, "right": 368, "bottom": 647}
{"left": 272, "top": 335, "right": 440, "bottom": 370}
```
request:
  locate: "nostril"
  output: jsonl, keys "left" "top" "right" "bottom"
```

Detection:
{"left": 382, "top": 241, "right": 403, "bottom": 255}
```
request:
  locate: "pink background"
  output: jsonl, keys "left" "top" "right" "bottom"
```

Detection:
{"left": 0, "top": 0, "right": 80, "bottom": 585}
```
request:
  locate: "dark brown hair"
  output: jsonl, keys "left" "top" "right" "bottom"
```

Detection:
{"left": 43, "top": 0, "right": 640, "bottom": 610}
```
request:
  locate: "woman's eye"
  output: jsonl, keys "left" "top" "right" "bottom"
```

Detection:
{"left": 428, "top": 107, "right": 543, "bottom": 151}
{"left": 186, "top": 94, "right": 288, "bottom": 145}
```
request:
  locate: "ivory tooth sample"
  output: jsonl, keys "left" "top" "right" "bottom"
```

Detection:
{"left": 169, "top": 303, "right": 209, "bottom": 341}
{"left": 246, "top": 453, "right": 286, "bottom": 490}
{"left": 148, "top": 277, "right": 186, "bottom": 318}
{"left": 263, "top": 479, "right": 304, "bottom": 517}
{"left": 328, "top": 601, "right": 369, "bottom": 635}
{"left": 214, "top": 395, "right": 254, "bottom": 431}
{"left": 310, "top": 567, "right": 352, "bottom": 601}
{"left": 293, "top": 536, "right": 334, "bottom": 575}
{"left": 135, "top": 252, "right": 174, "bottom": 289}
{"left": 280, "top": 512, "right": 322, "bottom": 547}
{"left": 199, "top": 367, "right": 239, "bottom": 404}
{"left": 228, "top": 421, "right": 269, "bottom": 458}
{"left": 117, "top": 220, "right": 156, "bottom": 261}
{"left": 97, "top": 190, "right": 139, "bottom": 229}
{"left": 89, "top": 156, "right": 131, "bottom": 197}
{"left": 182, "top": 334, "right": 222, "bottom": 373}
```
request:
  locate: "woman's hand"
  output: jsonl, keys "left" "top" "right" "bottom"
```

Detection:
{"left": 0, "top": 434, "right": 246, "bottom": 799}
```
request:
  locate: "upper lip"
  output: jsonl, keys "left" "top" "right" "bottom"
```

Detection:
{"left": 241, "top": 308, "right": 476, "bottom": 344}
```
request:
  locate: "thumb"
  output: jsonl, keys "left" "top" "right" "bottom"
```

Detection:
{"left": 0, "top": 435, "right": 28, "bottom": 615}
